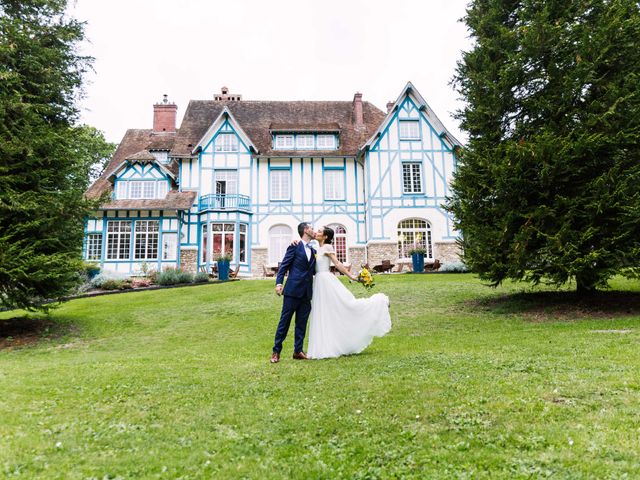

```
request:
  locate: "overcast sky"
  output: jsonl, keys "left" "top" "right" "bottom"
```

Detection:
{"left": 70, "top": 0, "right": 472, "bottom": 144}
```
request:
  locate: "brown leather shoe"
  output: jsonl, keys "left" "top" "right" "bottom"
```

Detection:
{"left": 292, "top": 351, "right": 309, "bottom": 360}
{"left": 270, "top": 352, "right": 280, "bottom": 363}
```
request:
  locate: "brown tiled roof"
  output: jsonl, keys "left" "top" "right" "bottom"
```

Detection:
{"left": 125, "top": 150, "right": 156, "bottom": 162}
{"left": 172, "top": 100, "right": 386, "bottom": 157}
{"left": 86, "top": 130, "right": 178, "bottom": 199}
{"left": 99, "top": 191, "right": 196, "bottom": 211}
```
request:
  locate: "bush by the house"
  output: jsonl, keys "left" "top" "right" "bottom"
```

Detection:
{"left": 91, "top": 271, "right": 129, "bottom": 289}
{"left": 100, "top": 279, "right": 133, "bottom": 290}
{"left": 439, "top": 261, "right": 469, "bottom": 273}
{"left": 157, "top": 268, "right": 194, "bottom": 286}
{"left": 193, "top": 272, "right": 210, "bottom": 283}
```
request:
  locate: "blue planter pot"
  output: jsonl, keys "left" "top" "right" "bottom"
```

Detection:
{"left": 217, "top": 260, "right": 230, "bottom": 281}
{"left": 411, "top": 253, "right": 425, "bottom": 273}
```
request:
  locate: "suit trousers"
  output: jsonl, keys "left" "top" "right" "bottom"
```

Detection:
{"left": 273, "top": 294, "right": 312, "bottom": 354}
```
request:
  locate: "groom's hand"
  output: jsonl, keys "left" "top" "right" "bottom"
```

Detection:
{"left": 275, "top": 285, "right": 283, "bottom": 296}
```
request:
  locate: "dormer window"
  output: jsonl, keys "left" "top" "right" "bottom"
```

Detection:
{"left": 215, "top": 133, "right": 239, "bottom": 152}
{"left": 150, "top": 150, "right": 170, "bottom": 164}
{"left": 296, "top": 134, "right": 314, "bottom": 149}
{"left": 116, "top": 180, "right": 169, "bottom": 200}
{"left": 317, "top": 134, "right": 337, "bottom": 149}
{"left": 275, "top": 134, "right": 294, "bottom": 149}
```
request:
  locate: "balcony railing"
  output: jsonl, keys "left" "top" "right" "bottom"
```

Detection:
{"left": 199, "top": 193, "right": 251, "bottom": 212}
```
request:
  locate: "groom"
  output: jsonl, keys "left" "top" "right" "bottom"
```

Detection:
{"left": 271, "top": 222, "right": 316, "bottom": 363}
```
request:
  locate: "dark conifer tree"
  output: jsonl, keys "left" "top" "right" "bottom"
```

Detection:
{"left": 0, "top": 1, "right": 114, "bottom": 310}
{"left": 447, "top": 0, "right": 640, "bottom": 293}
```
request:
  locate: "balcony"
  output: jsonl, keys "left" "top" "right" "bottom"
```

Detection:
{"left": 199, "top": 193, "right": 251, "bottom": 212}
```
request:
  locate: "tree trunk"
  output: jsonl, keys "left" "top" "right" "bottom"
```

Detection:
{"left": 576, "top": 274, "right": 597, "bottom": 297}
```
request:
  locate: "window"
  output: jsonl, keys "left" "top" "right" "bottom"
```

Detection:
{"left": 296, "top": 134, "right": 314, "bottom": 149}
{"left": 324, "top": 169, "right": 345, "bottom": 201}
{"left": 202, "top": 223, "right": 246, "bottom": 264}
{"left": 327, "top": 224, "right": 347, "bottom": 263}
{"left": 317, "top": 134, "right": 337, "bottom": 149}
{"left": 215, "top": 133, "right": 239, "bottom": 152}
{"left": 275, "top": 135, "right": 294, "bottom": 149}
{"left": 86, "top": 234, "right": 102, "bottom": 260}
{"left": 397, "top": 218, "right": 432, "bottom": 260}
{"left": 402, "top": 163, "right": 423, "bottom": 194}
{"left": 134, "top": 220, "right": 159, "bottom": 260}
{"left": 162, "top": 233, "right": 177, "bottom": 261}
{"left": 399, "top": 120, "right": 420, "bottom": 139}
{"left": 269, "top": 224, "right": 292, "bottom": 264}
{"left": 239, "top": 224, "right": 247, "bottom": 263}
{"left": 270, "top": 169, "right": 290, "bottom": 201}
{"left": 106, "top": 220, "right": 131, "bottom": 260}
{"left": 118, "top": 180, "right": 164, "bottom": 200}
{"left": 151, "top": 151, "right": 169, "bottom": 164}
{"left": 214, "top": 170, "right": 238, "bottom": 195}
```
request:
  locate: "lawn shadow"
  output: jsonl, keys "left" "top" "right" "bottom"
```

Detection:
{"left": 471, "top": 290, "right": 640, "bottom": 321}
{"left": 0, "top": 316, "right": 66, "bottom": 350}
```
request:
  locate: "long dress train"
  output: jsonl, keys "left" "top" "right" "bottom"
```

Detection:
{"left": 308, "top": 244, "right": 391, "bottom": 359}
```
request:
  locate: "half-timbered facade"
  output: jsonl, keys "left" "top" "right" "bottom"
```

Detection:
{"left": 84, "top": 83, "right": 461, "bottom": 276}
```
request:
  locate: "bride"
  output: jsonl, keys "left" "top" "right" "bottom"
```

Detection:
{"left": 307, "top": 226, "right": 391, "bottom": 359}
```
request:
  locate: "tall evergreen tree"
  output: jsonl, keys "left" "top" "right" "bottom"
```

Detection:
{"left": 0, "top": 0, "right": 114, "bottom": 310}
{"left": 447, "top": 0, "right": 640, "bottom": 293}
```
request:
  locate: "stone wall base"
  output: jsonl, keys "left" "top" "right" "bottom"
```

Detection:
{"left": 434, "top": 242, "right": 462, "bottom": 264}
{"left": 251, "top": 248, "right": 269, "bottom": 277}
{"left": 180, "top": 247, "right": 198, "bottom": 274}
{"left": 347, "top": 246, "right": 366, "bottom": 273}
{"left": 366, "top": 242, "right": 398, "bottom": 269}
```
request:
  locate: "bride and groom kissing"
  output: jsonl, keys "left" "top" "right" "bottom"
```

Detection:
{"left": 270, "top": 222, "right": 391, "bottom": 363}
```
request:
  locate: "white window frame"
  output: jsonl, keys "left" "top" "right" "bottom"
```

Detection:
{"left": 399, "top": 120, "right": 420, "bottom": 139}
{"left": 106, "top": 220, "right": 131, "bottom": 260}
{"left": 296, "top": 134, "right": 314, "bottom": 149}
{"left": 269, "top": 224, "right": 293, "bottom": 264}
{"left": 270, "top": 169, "right": 291, "bottom": 201}
{"left": 397, "top": 218, "right": 433, "bottom": 260}
{"left": 327, "top": 224, "right": 347, "bottom": 264}
{"left": 215, "top": 133, "right": 239, "bottom": 152}
{"left": 402, "top": 162, "right": 423, "bottom": 194}
{"left": 134, "top": 220, "right": 159, "bottom": 260}
{"left": 317, "top": 134, "right": 337, "bottom": 149}
{"left": 162, "top": 232, "right": 177, "bottom": 261}
{"left": 86, "top": 233, "right": 103, "bottom": 261}
{"left": 275, "top": 135, "right": 294, "bottom": 149}
{"left": 324, "top": 169, "right": 345, "bottom": 201}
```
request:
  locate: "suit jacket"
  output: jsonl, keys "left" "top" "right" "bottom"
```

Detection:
{"left": 276, "top": 241, "right": 316, "bottom": 299}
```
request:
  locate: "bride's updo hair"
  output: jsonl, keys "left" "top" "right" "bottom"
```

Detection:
{"left": 322, "top": 226, "right": 334, "bottom": 244}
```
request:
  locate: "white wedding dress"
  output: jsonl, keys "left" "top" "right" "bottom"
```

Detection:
{"left": 308, "top": 244, "right": 392, "bottom": 359}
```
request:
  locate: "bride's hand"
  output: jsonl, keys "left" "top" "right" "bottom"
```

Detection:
{"left": 290, "top": 239, "right": 300, "bottom": 246}
{"left": 348, "top": 273, "right": 358, "bottom": 282}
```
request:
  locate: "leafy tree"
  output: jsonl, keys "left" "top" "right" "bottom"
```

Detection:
{"left": 0, "top": 0, "right": 115, "bottom": 310}
{"left": 447, "top": 0, "right": 640, "bottom": 294}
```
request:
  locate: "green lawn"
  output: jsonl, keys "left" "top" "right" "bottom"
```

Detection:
{"left": 1, "top": 274, "right": 640, "bottom": 479}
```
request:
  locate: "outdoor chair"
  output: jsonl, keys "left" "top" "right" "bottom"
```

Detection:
{"left": 229, "top": 264, "right": 241, "bottom": 279}
{"left": 263, "top": 264, "right": 275, "bottom": 277}
{"left": 200, "top": 265, "right": 215, "bottom": 279}
{"left": 394, "top": 262, "right": 404, "bottom": 273}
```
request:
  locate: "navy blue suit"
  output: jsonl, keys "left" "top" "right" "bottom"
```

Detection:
{"left": 273, "top": 241, "right": 316, "bottom": 354}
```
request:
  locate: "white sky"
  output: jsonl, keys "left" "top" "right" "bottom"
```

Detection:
{"left": 70, "top": 0, "right": 472, "bottom": 144}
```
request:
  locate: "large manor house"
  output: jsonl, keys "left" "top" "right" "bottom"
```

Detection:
{"left": 85, "top": 83, "right": 462, "bottom": 277}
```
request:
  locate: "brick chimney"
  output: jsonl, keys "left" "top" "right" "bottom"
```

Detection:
{"left": 352, "top": 92, "right": 364, "bottom": 126}
{"left": 153, "top": 94, "right": 177, "bottom": 133}
{"left": 386, "top": 101, "right": 395, "bottom": 113}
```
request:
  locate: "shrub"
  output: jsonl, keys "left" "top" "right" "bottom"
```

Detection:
{"left": 131, "top": 278, "right": 152, "bottom": 288}
{"left": 193, "top": 272, "right": 210, "bottom": 283}
{"left": 177, "top": 270, "right": 194, "bottom": 284}
{"left": 91, "top": 271, "right": 128, "bottom": 289}
{"left": 156, "top": 268, "right": 180, "bottom": 286}
{"left": 100, "top": 279, "right": 133, "bottom": 291}
{"left": 439, "top": 261, "right": 469, "bottom": 273}
{"left": 81, "top": 262, "right": 101, "bottom": 279}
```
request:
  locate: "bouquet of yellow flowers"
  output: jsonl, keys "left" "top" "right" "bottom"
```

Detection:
{"left": 357, "top": 266, "right": 375, "bottom": 290}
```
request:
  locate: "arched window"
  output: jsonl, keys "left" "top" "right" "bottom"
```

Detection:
{"left": 328, "top": 224, "right": 347, "bottom": 263}
{"left": 269, "top": 225, "right": 293, "bottom": 264}
{"left": 397, "top": 219, "right": 432, "bottom": 260}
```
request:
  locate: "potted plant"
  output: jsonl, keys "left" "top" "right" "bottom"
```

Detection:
{"left": 215, "top": 250, "right": 232, "bottom": 281}
{"left": 408, "top": 245, "right": 427, "bottom": 273}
